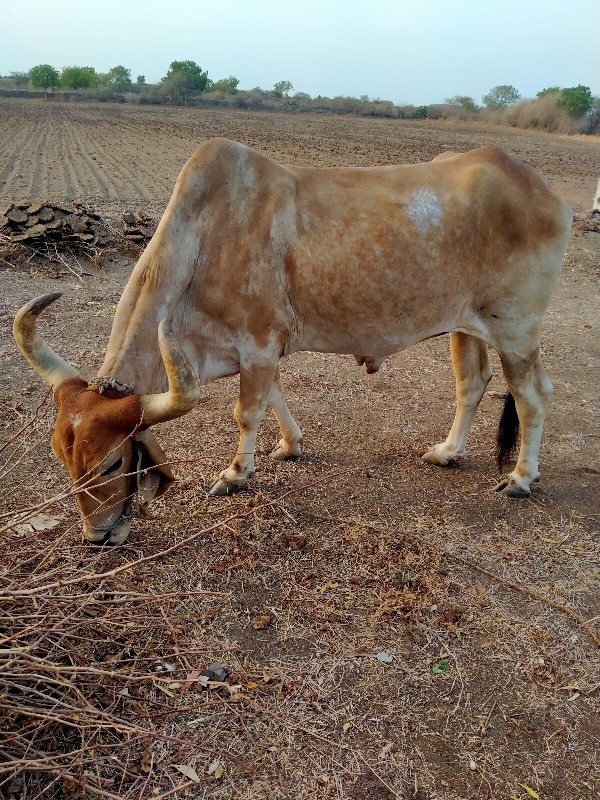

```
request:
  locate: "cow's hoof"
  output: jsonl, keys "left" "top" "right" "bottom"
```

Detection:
{"left": 422, "top": 444, "right": 464, "bottom": 467}
{"left": 493, "top": 477, "right": 531, "bottom": 498}
{"left": 208, "top": 476, "right": 244, "bottom": 497}
{"left": 269, "top": 445, "right": 300, "bottom": 461}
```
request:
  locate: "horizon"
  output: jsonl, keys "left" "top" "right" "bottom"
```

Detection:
{"left": 2, "top": 0, "right": 598, "bottom": 107}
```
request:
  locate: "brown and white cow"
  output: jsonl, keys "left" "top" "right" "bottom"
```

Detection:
{"left": 14, "top": 139, "right": 572, "bottom": 543}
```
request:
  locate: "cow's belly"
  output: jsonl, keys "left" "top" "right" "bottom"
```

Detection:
{"left": 291, "top": 291, "right": 467, "bottom": 357}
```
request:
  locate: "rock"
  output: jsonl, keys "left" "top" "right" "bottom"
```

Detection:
{"left": 200, "top": 662, "right": 228, "bottom": 683}
{"left": 122, "top": 212, "right": 137, "bottom": 225}
{"left": 25, "top": 202, "right": 44, "bottom": 214}
{"left": 25, "top": 216, "right": 39, "bottom": 227}
{"left": 0, "top": 215, "right": 8, "bottom": 228}
{"left": 7, "top": 208, "right": 28, "bottom": 224}
{"left": 37, "top": 207, "right": 54, "bottom": 222}
{"left": 44, "top": 219, "right": 63, "bottom": 230}
{"left": 15, "top": 224, "right": 47, "bottom": 240}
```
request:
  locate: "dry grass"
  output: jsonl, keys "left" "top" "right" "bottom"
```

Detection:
{"left": 2, "top": 394, "right": 599, "bottom": 799}
{"left": 1, "top": 111, "right": 599, "bottom": 799}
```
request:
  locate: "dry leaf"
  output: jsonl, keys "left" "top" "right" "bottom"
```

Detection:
{"left": 519, "top": 785, "right": 540, "bottom": 800}
{"left": 342, "top": 722, "right": 351, "bottom": 733}
{"left": 12, "top": 514, "right": 62, "bottom": 535}
{"left": 154, "top": 681, "right": 176, "bottom": 698}
{"left": 207, "top": 759, "right": 223, "bottom": 777}
{"left": 139, "top": 749, "right": 152, "bottom": 774}
{"left": 173, "top": 764, "right": 200, "bottom": 783}
{"left": 376, "top": 651, "right": 394, "bottom": 663}
{"left": 181, "top": 669, "right": 203, "bottom": 690}
{"left": 319, "top": 580, "right": 339, "bottom": 594}
{"left": 251, "top": 613, "right": 272, "bottom": 630}
{"left": 378, "top": 742, "right": 393, "bottom": 760}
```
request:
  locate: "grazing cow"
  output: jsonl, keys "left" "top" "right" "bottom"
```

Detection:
{"left": 14, "top": 139, "right": 572, "bottom": 544}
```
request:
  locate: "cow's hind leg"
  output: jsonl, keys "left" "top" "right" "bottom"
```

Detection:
{"left": 267, "top": 367, "right": 303, "bottom": 461}
{"left": 208, "top": 362, "right": 277, "bottom": 497}
{"left": 494, "top": 348, "right": 553, "bottom": 498}
{"left": 423, "top": 332, "right": 492, "bottom": 466}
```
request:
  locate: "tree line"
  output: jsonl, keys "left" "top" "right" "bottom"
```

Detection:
{"left": 16, "top": 61, "right": 245, "bottom": 103}
{"left": 6, "top": 62, "right": 598, "bottom": 131}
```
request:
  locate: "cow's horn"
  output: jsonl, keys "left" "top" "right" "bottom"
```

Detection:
{"left": 140, "top": 320, "right": 200, "bottom": 425}
{"left": 13, "top": 293, "right": 81, "bottom": 388}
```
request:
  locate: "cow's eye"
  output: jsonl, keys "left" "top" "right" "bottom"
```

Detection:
{"left": 99, "top": 456, "right": 123, "bottom": 476}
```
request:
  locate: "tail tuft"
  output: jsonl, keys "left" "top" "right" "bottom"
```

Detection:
{"left": 496, "top": 392, "right": 519, "bottom": 471}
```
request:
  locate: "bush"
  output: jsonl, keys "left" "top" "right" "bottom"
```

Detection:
{"left": 492, "top": 97, "right": 570, "bottom": 133}
{"left": 557, "top": 85, "right": 593, "bottom": 119}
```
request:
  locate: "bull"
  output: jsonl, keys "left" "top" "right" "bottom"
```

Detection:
{"left": 13, "top": 139, "right": 572, "bottom": 544}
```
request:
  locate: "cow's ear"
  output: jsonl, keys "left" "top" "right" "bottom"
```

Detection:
{"left": 133, "top": 429, "right": 175, "bottom": 503}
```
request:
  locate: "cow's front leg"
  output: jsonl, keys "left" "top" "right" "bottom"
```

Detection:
{"left": 423, "top": 332, "right": 492, "bottom": 466}
{"left": 268, "top": 367, "right": 303, "bottom": 461}
{"left": 208, "top": 362, "right": 277, "bottom": 497}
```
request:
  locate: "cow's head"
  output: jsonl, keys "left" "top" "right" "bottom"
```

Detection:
{"left": 13, "top": 293, "right": 200, "bottom": 544}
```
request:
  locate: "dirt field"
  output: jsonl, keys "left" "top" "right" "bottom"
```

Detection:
{"left": 1, "top": 99, "right": 599, "bottom": 800}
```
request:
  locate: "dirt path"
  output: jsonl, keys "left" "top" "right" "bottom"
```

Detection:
{"left": 1, "top": 100, "right": 599, "bottom": 800}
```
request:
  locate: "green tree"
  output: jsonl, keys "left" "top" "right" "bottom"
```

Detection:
{"left": 482, "top": 85, "right": 521, "bottom": 109}
{"left": 161, "top": 60, "right": 208, "bottom": 104}
{"left": 557, "top": 85, "right": 593, "bottom": 118}
{"left": 536, "top": 86, "right": 560, "bottom": 98}
{"left": 29, "top": 64, "right": 60, "bottom": 97}
{"left": 136, "top": 74, "right": 145, "bottom": 85}
{"left": 9, "top": 71, "right": 29, "bottom": 87}
{"left": 446, "top": 95, "right": 477, "bottom": 114}
{"left": 106, "top": 65, "right": 131, "bottom": 92}
{"left": 60, "top": 66, "right": 96, "bottom": 91}
{"left": 272, "top": 80, "right": 293, "bottom": 98}
{"left": 212, "top": 75, "right": 239, "bottom": 94}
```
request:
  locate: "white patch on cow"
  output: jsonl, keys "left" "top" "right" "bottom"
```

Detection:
{"left": 406, "top": 187, "right": 442, "bottom": 232}
{"left": 71, "top": 412, "right": 83, "bottom": 428}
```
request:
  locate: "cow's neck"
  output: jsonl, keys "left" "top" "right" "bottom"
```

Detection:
{"left": 98, "top": 266, "right": 173, "bottom": 395}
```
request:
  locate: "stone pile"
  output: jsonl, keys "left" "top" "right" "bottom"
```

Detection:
{"left": 121, "top": 212, "right": 156, "bottom": 242}
{"left": 0, "top": 203, "right": 156, "bottom": 249}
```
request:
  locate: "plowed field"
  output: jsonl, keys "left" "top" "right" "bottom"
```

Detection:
{"left": 1, "top": 99, "right": 599, "bottom": 800}
{"left": 0, "top": 99, "right": 597, "bottom": 212}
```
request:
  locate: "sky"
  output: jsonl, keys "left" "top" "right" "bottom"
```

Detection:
{"left": 3, "top": 0, "right": 598, "bottom": 105}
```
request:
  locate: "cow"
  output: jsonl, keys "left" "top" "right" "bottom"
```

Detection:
{"left": 13, "top": 139, "right": 572, "bottom": 544}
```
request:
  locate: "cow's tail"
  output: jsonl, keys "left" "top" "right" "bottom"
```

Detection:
{"left": 496, "top": 392, "right": 519, "bottom": 471}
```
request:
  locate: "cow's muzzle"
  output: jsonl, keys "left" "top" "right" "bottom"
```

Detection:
{"left": 83, "top": 511, "right": 132, "bottom": 546}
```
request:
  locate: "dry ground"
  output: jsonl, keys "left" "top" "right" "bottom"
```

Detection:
{"left": 1, "top": 100, "right": 599, "bottom": 800}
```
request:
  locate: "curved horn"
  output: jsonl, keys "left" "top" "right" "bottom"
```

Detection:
{"left": 140, "top": 320, "right": 201, "bottom": 426}
{"left": 13, "top": 293, "right": 80, "bottom": 388}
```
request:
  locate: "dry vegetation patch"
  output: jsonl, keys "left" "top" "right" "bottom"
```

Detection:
{"left": 1, "top": 102, "right": 599, "bottom": 800}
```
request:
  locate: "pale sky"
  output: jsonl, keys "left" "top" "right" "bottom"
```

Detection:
{"left": 3, "top": 0, "right": 598, "bottom": 105}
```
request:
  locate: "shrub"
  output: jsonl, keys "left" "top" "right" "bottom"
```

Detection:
{"left": 557, "top": 85, "right": 593, "bottom": 119}
{"left": 495, "top": 97, "right": 570, "bottom": 133}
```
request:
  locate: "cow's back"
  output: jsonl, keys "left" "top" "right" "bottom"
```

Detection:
{"left": 281, "top": 146, "right": 571, "bottom": 354}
